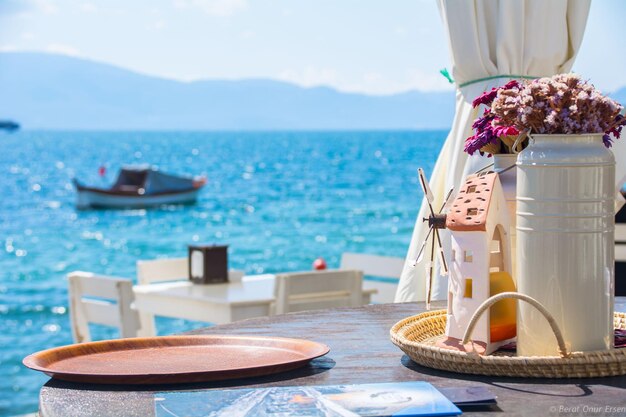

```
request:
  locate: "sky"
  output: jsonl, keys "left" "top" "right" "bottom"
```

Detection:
{"left": 0, "top": 0, "right": 625, "bottom": 95}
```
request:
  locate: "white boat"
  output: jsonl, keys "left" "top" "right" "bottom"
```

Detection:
{"left": 73, "top": 166, "right": 206, "bottom": 209}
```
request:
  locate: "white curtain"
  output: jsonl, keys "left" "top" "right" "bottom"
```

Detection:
{"left": 395, "top": 0, "right": 594, "bottom": 302}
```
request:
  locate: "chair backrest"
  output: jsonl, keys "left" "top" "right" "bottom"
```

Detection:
{"left": 273, "top": 270, "right": 363, "bottom": 315}
{"left": 339, "top": 253, "right": 404, "bottom": 304}
{"left": 137, "top": 257, "right": 245, "bottom": 284}
{"left": 339, "top": 252, "right": 404, "bottom": 279}
{"left": 67, "top": 271, "right": 141, "bottom": 343}
{"left": 136, "top": 258, "right": 188, "bottom": 285}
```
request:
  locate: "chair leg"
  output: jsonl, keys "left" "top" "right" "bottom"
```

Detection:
{"left": 137, "top": 311, "right": 157, "bottom": 337}
{"left": 68, "top": 275, "right": 91, "bottom": 343}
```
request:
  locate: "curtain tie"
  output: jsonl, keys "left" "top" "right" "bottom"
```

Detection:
{"left": 439, "top": 68, "right": 455, "bottom": 84}
{"left": 459, "top": 74, "right": 543, "bottom": 88}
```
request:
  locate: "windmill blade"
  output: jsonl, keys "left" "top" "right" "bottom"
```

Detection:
{"left": 412, "top": 226, "right": 434, "bottom": 267}
{"left": 417, "top": 168, "right": 435, "bottom": 211}
{"left": 424, "top": 261, "right": 433, "bottom": 310}
{"left": 425, "top": 233, "right": 436, "bottom": 310}
{"left": 439, "top": 187, "right": 455, "bottom": 214}
{"left": 434, "top": 229, "right": 449, "bottom": 276}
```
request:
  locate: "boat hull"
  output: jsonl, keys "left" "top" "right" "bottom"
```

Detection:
{"left": 76, "top": 188, "right": 202, "bottom": 209}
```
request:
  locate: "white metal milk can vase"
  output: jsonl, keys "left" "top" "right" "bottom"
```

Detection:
{"left": 516, "top": 134, "right": 615, "bottom": 356}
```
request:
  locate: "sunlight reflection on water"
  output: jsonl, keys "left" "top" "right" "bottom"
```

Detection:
{"left": 0, "top": 130, "right": 445, "bottom": 415}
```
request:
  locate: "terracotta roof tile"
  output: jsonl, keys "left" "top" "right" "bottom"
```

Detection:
{"left": 445, "top": 172, "right": 497, "bottom": 232}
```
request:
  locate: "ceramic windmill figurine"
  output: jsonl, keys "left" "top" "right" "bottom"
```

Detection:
{"left": 415, "top": 170, "right": 517, "bottom": 355}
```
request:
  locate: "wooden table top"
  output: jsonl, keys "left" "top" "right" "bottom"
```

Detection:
{"left": 39, "top": 299, "right": 626, "bottom": 417}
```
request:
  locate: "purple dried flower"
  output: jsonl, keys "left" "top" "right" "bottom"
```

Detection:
{"left": 465, "top": 113, "right": 499, "bottom": 155}
{"left": 466, "top": 74, "right": 624, "bottom": 154}
{"left": 464, "top": 135, "right": 483, "bottom": 155}
{"left": 482, "top": 74, "right": 624, "bottom": 148}
{"left": 471, "top": 80, "right": 521, "bottom": 108}
{"left": 465, "top": 81, "right": 525, "bottom": 155}
{"left": 604, "top": 114, "right": 626, "bottom": 147}
{"left": 472, "top": 88, "right": 499, "bottom": 108}
{"left": 492, "top": 124, "right": 519, "bottom": 138}
{"left": 471, "top": 111, "right": 492, "bottom": 130}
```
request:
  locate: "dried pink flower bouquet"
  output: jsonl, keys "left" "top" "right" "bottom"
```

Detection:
{"left": 465, "top": 74, "right": 626, "bottom": 156}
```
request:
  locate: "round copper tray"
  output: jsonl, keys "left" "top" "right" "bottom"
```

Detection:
{"left": 23, "top": 335, "right": 330, "bottom": 384}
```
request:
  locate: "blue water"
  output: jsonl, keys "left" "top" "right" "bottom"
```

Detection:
{"left": 0, "top": 130, "right": 445, "bottom": 416}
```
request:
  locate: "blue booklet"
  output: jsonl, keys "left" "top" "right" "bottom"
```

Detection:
{"left": 155, "top": 381, "right": 462, "bottom": 416}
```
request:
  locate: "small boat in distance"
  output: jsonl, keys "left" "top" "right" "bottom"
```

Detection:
{"left": 0, "top": 120, "right": 19, "bottom": 132}
{"left": 73, "top": 166, "right": 206, "bottom": 209}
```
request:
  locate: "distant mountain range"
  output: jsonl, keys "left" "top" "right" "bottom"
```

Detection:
{"left": 0, "top": 52, "right": 456, "bottom": 130}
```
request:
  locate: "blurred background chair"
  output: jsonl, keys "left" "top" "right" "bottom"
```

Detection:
{"left": 136, "top": 258, "right": 189, "bottom": 336}
{"left": 340, "top": 252, "right": 403, "bottom": 303}
{"left": 136, "top": 258, "right": 244, "bottom": 334}
{"left": 137, "top": 257, "right": 189, "bottom": 285}
{"left": 137, "top": 258, "right": 245, "bottom": 284}
{"left": 67, "top": 271, "right": 141, "bottom": 343}
{"left": 273, "top": 269, "right": 364, "bottom": 315}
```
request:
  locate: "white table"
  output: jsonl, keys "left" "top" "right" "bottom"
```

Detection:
{"left": 133, "top": 274, "right": 376, "bottom": 334}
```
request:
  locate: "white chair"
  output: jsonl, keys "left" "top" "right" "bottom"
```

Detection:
{"left": 137, "top": 258, "right": 245, "bottom": 284}
{"left": 137, "top": 257, "right": 189, "bottom": 285}
{"left": 136, "top": 258, "right": 189, "bottom": 336}
{"left": 67, "top": 271, "right": 141, "bottom": 343}
{"left": 340, "top": 253, "right": 404, "bottom": 304}
{"left": 136, "top": 258, "right": 245, "bottom": 334}
{"left": 273, "top": 269, "right": 364, "bottom": 315}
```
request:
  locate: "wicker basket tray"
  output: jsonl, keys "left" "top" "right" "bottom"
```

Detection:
{"left": 390, "top": 293, "right": 626, "bottom": 378}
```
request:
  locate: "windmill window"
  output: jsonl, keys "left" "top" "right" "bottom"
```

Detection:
{"left": 464, "top": 250, "right": 473, "bottom": 263}
{"left": 464, "top": 278, "right": 473, "bottom": 298}
{"left": 466, "top": 185, "right": 477, "bottom": 193}
{"left": 467, "top": 208, "right": 478, "bottom": 216}
{"left": 490, "top": 240, "right": 501, "bottom": 253}
{"left": 451, "top": 249, "right": 456, "bottom": 261}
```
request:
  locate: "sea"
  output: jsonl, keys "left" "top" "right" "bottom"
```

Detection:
{"left": 0, "top": 130, "right": 445, "bottom": 416}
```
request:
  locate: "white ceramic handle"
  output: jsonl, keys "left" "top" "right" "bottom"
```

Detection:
{"left": 462, "top": 292, "right": 570, "bottom": 358}
{"left": 512, "top": 130, "right": 529, "bottom": 154}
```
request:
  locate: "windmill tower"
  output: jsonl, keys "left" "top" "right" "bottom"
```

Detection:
{"left": 415, "top": 170, "right": 517, "bottom": 355}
